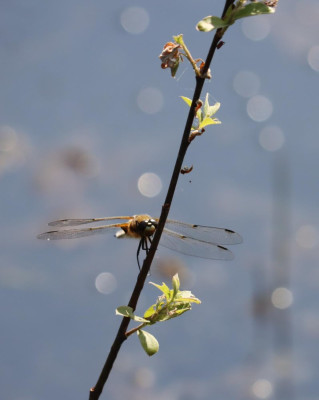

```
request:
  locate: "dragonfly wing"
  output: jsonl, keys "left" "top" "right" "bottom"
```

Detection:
{"left": 48, "top": 216, "right": 132, "bottom": 227}
{"left": 37, "top": 223, "right": 126, "bottom": 240}
{"left": 160, "top": 228, "right": 234, "bottom": 260}
{"left": 165, "top": 219, "right": 242, "bottom": 245}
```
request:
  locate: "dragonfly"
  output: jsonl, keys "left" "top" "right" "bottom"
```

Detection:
{"left": 37, "top": 214, "right": 242, "bottom": 268}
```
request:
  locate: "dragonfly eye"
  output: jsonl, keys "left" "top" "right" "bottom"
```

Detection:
{"left": 137, "top": 219, "right": 157, "bottom": 237}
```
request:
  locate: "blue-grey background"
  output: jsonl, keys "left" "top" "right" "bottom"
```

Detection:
{"left": 1, "top": 1, "right": 318, "bottom": 399}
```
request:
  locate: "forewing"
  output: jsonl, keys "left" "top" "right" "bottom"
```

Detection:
{"left": 37, "top": 223, "right": 126, "bottom": 240}
{"left": 160, "top": 229, "right": 234, "bottom": 260}
{"left": 165, "top": 219, "right": 242, "bottom": 245}
{"left": 48, "top": 216, "right": 132, "bottom": 227}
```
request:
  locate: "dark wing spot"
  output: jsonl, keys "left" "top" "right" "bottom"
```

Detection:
{"left": 217, "top": 245, "right": 228, "bottom": 251}
{"left": 225, "top": 229, "right": 235, "bottom": 234}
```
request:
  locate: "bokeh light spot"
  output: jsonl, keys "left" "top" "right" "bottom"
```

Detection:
{"left": 259, "top": 125, "right": 285, "bottom": 151}
{"left": 120, "top": 7, "right": 149, "bottom": 34}
{"left": 247, "top": 95, "right": 273, "bottom": 122}
{"left": 295, "top": 224, "right": 319, "bottom": 249}
{"left": 233, "top": 70, "right": 260, "bottom": 98}
{"left": 307, "top": 45, "right": 319, "bottom": 72}
{"left": 271, "top": 287, "right": 293, "bottom": 310}
{"left": 137, "top": 87, "right": 164, "bottom": 114}
{"left": 251, "top": 379, "right": 273, "bottom": 399}
{"left": 138, "top": 172, "right": 162, "bottom": 198}
{"left": 242, "top": 16, "right": 271, "bottom": 41}
{"left": 95, "top": 272, "right": 117, "bottom": 295}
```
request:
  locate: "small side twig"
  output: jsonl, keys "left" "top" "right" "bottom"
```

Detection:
{"left": 89, "top": 2, "right": 234, "bottom": 399}
{"left": 125, "top": 323, "right": 146, "bottom": 338}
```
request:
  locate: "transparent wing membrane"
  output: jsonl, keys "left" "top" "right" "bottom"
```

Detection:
{"left": 164, "top": 219, "right": 242, "bottom": 245}
{"left": 160, "top": 228, "right": 234, "bottom": 260}
{"left": 37, "top": 223, "right": 126, "bottom": 240}
{"left": 48, "top": 216, "right": 132, "bottom": 227}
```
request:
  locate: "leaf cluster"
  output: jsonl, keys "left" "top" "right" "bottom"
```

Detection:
{"left": 181, "top": 93, "right": 221, "bottom": 131}
{"left": 116, "top": 274, "right": 201, "bottom": 356}
{"left": 197, "top": 1, "right": 275, "bottom": 32}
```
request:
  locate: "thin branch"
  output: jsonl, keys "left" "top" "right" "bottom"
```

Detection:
{"left": 125, "top": 323, "right": 146, "bottom": 338}
{"left": 89, "top": 2, "right": 234, "bottom": 399}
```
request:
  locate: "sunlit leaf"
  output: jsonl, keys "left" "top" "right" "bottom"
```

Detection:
{"left": 198, "top": 117, "right": 221, "bottom": 129}
{"left": 177, "top": 295, "right": 201, "bottom": 305}
{"left": 149, "top": 281, "right": 171, "bottom": 300}
{"left": 196, "top": 16, "right": 230, "bottom": 32}
{"left": 203, "top": 93, "right": 210, "bottom": 117}
{"left": 173, "top": 34, "right": 184, "bottom": 46}
{"left": 137, "top": 330, "right": 159, "bottom": 356}
{"left": 144, "top": 304, "right": 156, "bottom": 319}
{"left": 115, "top": 306, "right": 134, "bottom": 318}
{"left": 116, "top": 306, "right": 149, "bottom": 323}
{"left": 206, "top": 102, "right": 220, "bottom": 118}
{"left": 172, "top": 273, "right": 180, "bottom": 297}
{"left": 181, "top": 96, "right": 192, "bottom": 107}
{"left": 175, "top": 289, "right": 201, "bottom": 304}
{"left": 233, "top": 3, "right": 275, "bottom": 21}
{"left": 133, "top": 315, "right": 151, "bottom": 323}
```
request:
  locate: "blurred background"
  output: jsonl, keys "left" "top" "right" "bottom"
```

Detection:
{"left": 1, "top": 1, "right": 319, "bottom": 399}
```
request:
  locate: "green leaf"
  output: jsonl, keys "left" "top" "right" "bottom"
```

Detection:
{"left": 116, "top": 306, "right": 134, "bottom": 318}
{"left": 176, "top": 290, "right": 193, "bottom": 298}
{"left": 143, "top": 304, "right": 156, "bottom": 319}
{"left": 203, "top": 94, "right": 220, "bottom": 119}
{"left": 196, "top": 16, "right": 230, "bottom": 32}
{"left": 233, "top": 3, "right": 275, "bottom": 21}
{"left": 176, "top": 290, "right": 202, "bottom": 304}
{"left": 172, "top": 274, "right": 180, "bottom": 297}
{"left": 173, "top": 306, "right": 192, "bottom": 317}
{"left": 224, "top": 3, "right": 234, "bottom": 20}
{"left": 198, "top": 117, "right": 221, "bottom": 129}
{"left": 206, "top": 101, "right": 220, "bottom": 118}
{"left": 203, "top": 93, "right": 210, "bottom": 117}
{"left": 173, "top": 34, "right": 184, "bottom": 46}
{"left": 133, "top": 315, "right": 151, "bottom": 323}
{"left": 178, "top": 297, "right": 202, "bottom": 305}
{"left": 137, "top": 330, "right": 159, "bottom": 356}
{"left": 149, "top": 281, "right": 171, "bottom": 300}
{"left": 116, "top": 306, "right": 149, "bottom": 323}
{"left": 181, "top": 96, "right": 192, "bottom": 107}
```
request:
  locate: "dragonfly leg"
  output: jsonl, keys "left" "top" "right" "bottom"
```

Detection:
{"left": 136, "top": 236, "right": 153, "bottom": 270}
{"left": 142, "top": 236, "right": 152, "bottom": 253}
{"left": 136, "top": 238, "right": 144, "bottom": 270}
{"left": 147, "top": 236, "right": 152, "bottom": 250}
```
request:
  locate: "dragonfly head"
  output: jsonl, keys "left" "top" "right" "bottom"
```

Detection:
{"left": 137, "top": 218, "right": 157, "bottom": 237}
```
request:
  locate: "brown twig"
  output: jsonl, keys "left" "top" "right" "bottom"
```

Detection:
{"left": 89, "top": 2, "right": 235, "bottom": 399}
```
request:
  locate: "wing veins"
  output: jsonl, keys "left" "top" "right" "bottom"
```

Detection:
{"left": 48, "top": 216, "right": 133, "bottom": 227}
{"left": 37, "top": 223, "right": 127, "bottom": 240}
{"left": 161, "top": 228, "right": 234, "bottom": 260}
{"left": 164, "top": 219, "right": 242, "bottom": 245}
